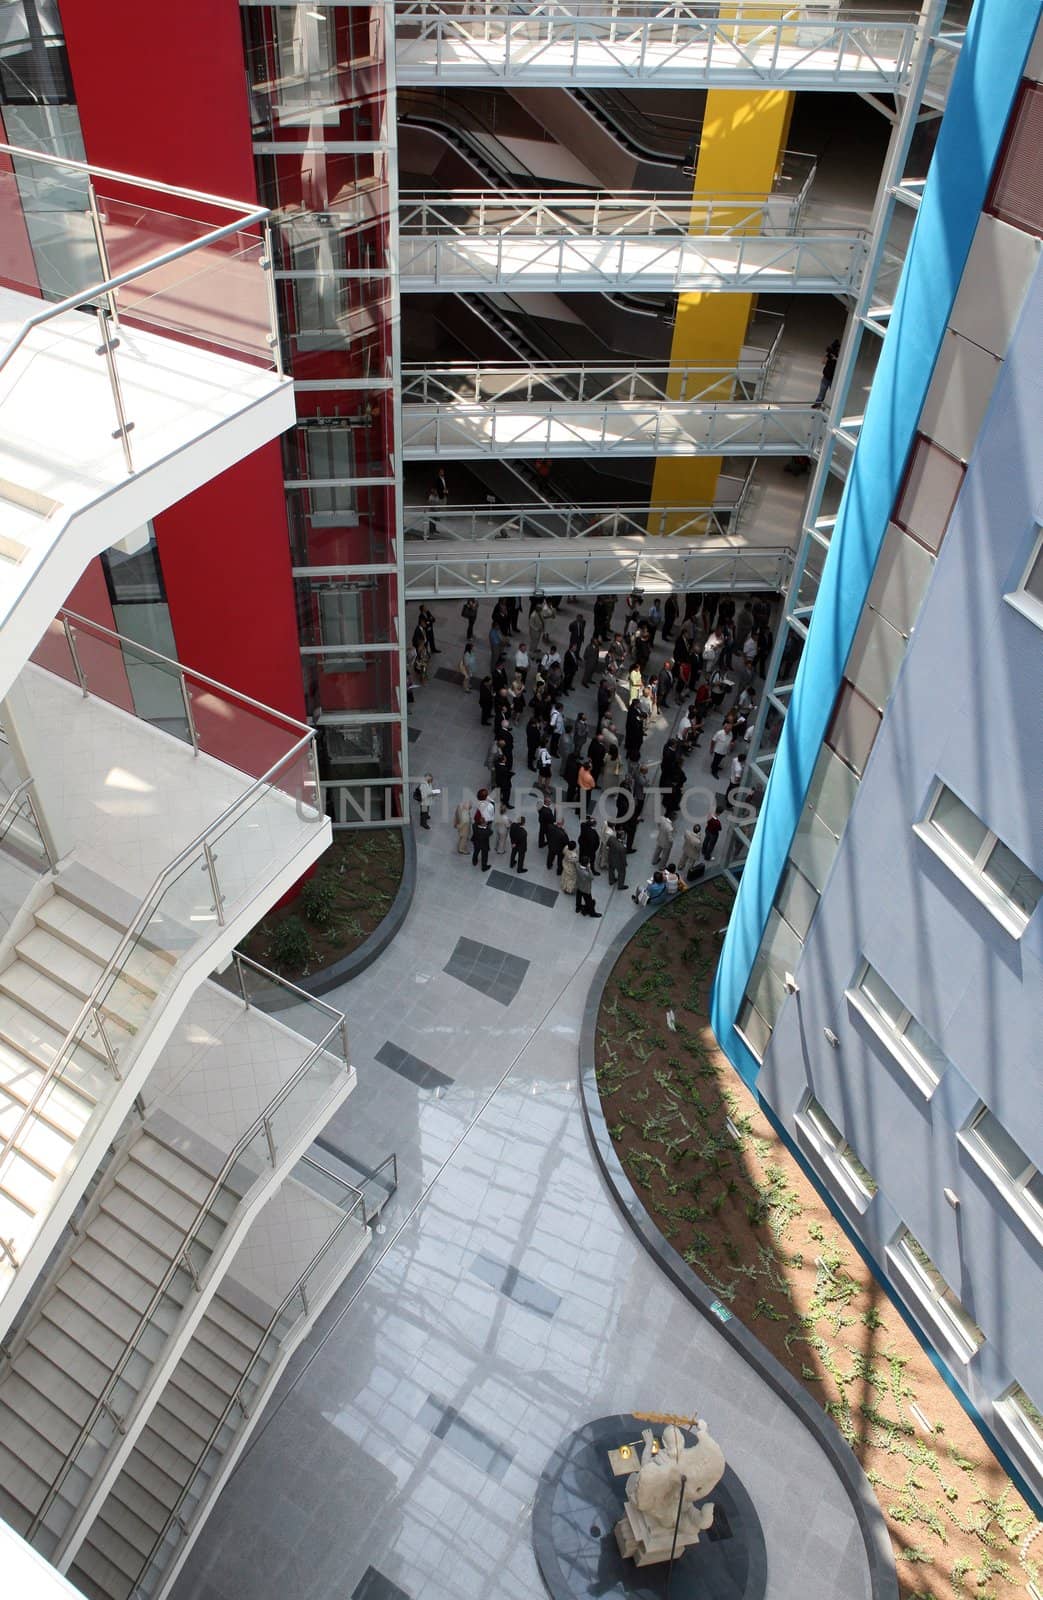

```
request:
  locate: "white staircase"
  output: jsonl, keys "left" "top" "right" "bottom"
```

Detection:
{"left": 69, "top": 1289, "right": 273, "bottom": 1600}
{"left": 0, "top": 1126, "right": 250, "bottom": 1552}
{"left": 0, "top": 884, "right": 175, "bottom": 1285}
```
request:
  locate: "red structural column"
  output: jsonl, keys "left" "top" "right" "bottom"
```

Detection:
{"left": 58, "top": 0, "right": 305, "bottom": 719}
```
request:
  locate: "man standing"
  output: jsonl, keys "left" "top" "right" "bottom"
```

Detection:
{"left": 537, "top": 799, "right": 555, "bottom": 850}
{"left": 678, "top": 822, "right": 702, "bottom": 876}
{"left": 656, "top": 659, "right": 674, "bottom": 710}
{"left": 606, "top": 828, "right": 629, "bottom": 890}
{"left": 494, "top": 748, "right": 514, "bottom": 810}
{"left": 471, "top": 807, "right": 492, "bottom": 869}
{"left": 587, "top": 733, "right": 607, "bottom": 788}
{"left": 581, "top": 635, "right": 601, "bottom": 687}
{"left": 546, "top": 815, "right": 569, "bottom": 875}
{"left": 702, "top": 810, "right": 722, "bottom": 862}
{"left": 417, "top": 773, "right": 439, "bottom": 831}
{"left": 574, "top": 860, "right": 602, "bottom": 918}
{"left": 562, "top": 644, "right": 580, "bottom": 695}
{"left": 514, "top": 641, "right": 530, "bottom": 682}
{"left": 509, "top": 815, "right": 528, "bottom": 874}
{"left": 652, "top": 812, "right": 674, "bottom": 867}
{"left": 549, "top": 701, "right": 565, "bottom": 756}
{"left": 461, "top": 597, "right": 478, "bottom": 642}
{"left": 662, "top": 593, "right": 678, "bottom": 641}
{"left": 478, "top": 676, "right": 494, "bottom": 727}
{"left": 710, "top": 724, "right": 733, "bottom": 779}
{"left": 578, "top": 817, "right": 601, "bottom": 874}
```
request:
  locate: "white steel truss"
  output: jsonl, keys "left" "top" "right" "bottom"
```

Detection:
{"left": 394, "top": 1, "right": 920, "bottom": 92}
{"left": 400, "top": 354, "right": 777, "bottom": 406}
{"left": 401, "top": 397, "right": 825, "bottom": 457}
{"left": 401, "top": 536, "right": 793, "bottom": 597}
{"left": 402, "top": 488, "right": 752, "bottom": 542}
{"left": 400, "top": 187, "right": 809, "bottom": 240}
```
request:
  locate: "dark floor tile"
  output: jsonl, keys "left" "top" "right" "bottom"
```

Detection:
{"left": 353, "top": 1568, "right": 412, "bottom": 1600}
{"left": 444, "top": 937, "right": 529, "bottom": 1005}
{"left": 418, "top": 1396, "right": 515, "bottom": 1483}
{"left": 471, "top": 1253, "right": 561, "bottom": 1319}
{"left": 486, "top": 869, "right": 558, "bottom": 909}
{"left": 375, "top": 1040, "right": 454, "bottom": 1092}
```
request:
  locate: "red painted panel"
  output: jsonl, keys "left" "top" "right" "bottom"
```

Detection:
{"left": 32, "top": 560, "right": 134, "bottom": 712}
{"left": 155, "top": 450, "right": 306, "bottom": 722}
{"left": 59, "top": 0, "right": 305, "bottom": 726}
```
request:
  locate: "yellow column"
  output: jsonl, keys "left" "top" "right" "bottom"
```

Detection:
{"left": 648, "top": 86, "right": 793, "bottom": 533}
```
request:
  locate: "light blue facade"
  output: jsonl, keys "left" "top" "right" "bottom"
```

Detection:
{"left": 711, "top": 0, "right": 1043, "bottom": 1512}
{"left": 711, "top": 0, "right": 1041, "bottom": 1084}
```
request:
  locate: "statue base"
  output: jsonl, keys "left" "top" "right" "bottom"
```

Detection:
{"left": 532, "top": 1414, "right": 767, "bottom": 1600}
{"left": 614, "top": 1498, "right": 715, "bottom": 1566}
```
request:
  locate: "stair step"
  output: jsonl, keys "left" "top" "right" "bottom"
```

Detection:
{"left": 170, "top": 1351, "right": 236, "bottom": 1417}
{"left": 190, "top": 1313, "right": 254, "bottom": 1376}
{"left": 35, "top": 897, "right": 175, "bottom": 996}
{"left": 0, "top": 964, "right": 133, "bottom": 1064}
{"left": 121, "top": 1136, "right": 216, "bottom": 1209}
{"left": 0, "top": 1480, "right": 33, "bottom": 1537}
{"left": 11, "top": 1344, "right": 97, "bottom": 1423}
{"left": 164, "top": 1376, "right": 222, "bottom": 1439}
{"left": 0, "top": 1435, "right": 50, "bottom": 1519}
{"left": 136, "top": 1424, "right": 196, "bottom": 1491}
{"left": 16, "top": 928, "right": 155, "bottom": 1035}
{"left": 70, "top": 1539, "right": 136, "bottom": 1600}
{"left": 28, "top": 1315, "right": 115, "bottom": 1397}
{"left": 0, "top": 1037, "right": 103, "bottom": 1134}
{"left": 149, "top": 1402, "right": 208, "bottom": 1468}
{"left": 1, "top": 1369, "right": 81, "bottom": 1454}
{"left": 72, "top": 1239, "right": 178, "bottom": 1322}
{"left": 99, "top": 1185, "right": 193, "bottom": 1265}
{"left": 0, "top": 1095, "right": 74, "bottom": 1175}
{"left": 81, "top": 1216, "right": 181, "bottom": 1295}
{"left": 0, "top": 1003, "right": 110, "bottom": 1089}
{"left": 121, "top": 1443, "right": 186, "bottom": 1510}
{"left": 107, "top": 1467, "right": 170, "bottom": 1537}
{"left": 179, "top": 1334, "right": 241, "bottom": 1400}
{"left": 88, "top": 1510, "right": 152, "bottom": 1578}
{"left": 58, "top": 1266, "right": 141, "bottom": 1345}
{"left": 203, "top": 1294, "right": 266, "bottom": 1355}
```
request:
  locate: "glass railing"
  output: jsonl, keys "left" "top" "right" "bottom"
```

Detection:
{"left": 0, "top": 617, "right": 323, "bottom": 1284}
{"left": 131, "top": 1155, "right": 396, "bottom": 1600}
{"left": 0, "top": 778, "right": 54, "bottom": 877}
{"left": 0, "top": 143, "right": 280, "bottom": 474}
{"left": 25, "top": 955, "right": 351, "bottom": 1553}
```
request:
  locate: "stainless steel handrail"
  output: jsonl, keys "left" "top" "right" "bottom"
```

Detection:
{"left": 27, "top": 956, "right": 351, "bottom": 1543}
{"left": 0, "top": 621, "right": 321, "bottom": 1219}
{"left": 131, "top": 1155, "right": 398, "bottom": 1595}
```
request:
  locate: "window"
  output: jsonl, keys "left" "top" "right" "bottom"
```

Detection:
{"left": 889, "top": 1228, "right": 985, "bottom": 1360}
{"left": 317, "top": 586, "right": 365, "bottom": 673}
{"left": 892, "top": 435, "right": 964, "bottom": 553}
{"left": 1006, "top": 528, "right": 1043, "bottom": 629}
{"left": 797, "top": 1095, "right": 878, "bottom": 1203}
{"left": 918, "top": 783, "right": 1043, "bottom": 934}
{"left": 962, "top": 1106, "right": 1043, "bottom": 1230}
{"left": 987, "top": 81, "right": 1043, "bottom": 238}
{"left": 997, "top": 1385, "right": 1043, "bottom": 1472}
{"left": 848, "top": 961, "right": 949, "bottom": 1094}
{"left": 302, "top": 425, "right": 358, "bottom": 526}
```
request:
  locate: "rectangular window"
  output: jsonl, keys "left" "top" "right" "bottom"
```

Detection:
{"left": 987, "top": 80, "right": 1043, "bottom": 238}
{"left": 962, "top": 1106, "right": 1043, "bottom": 1232}
{"left": 917, "top": 783, "right": 1042, "bottom": 934}
{"left": 1006, "top": 528, "right": 1043, "bottom": 629}
{"left": 302, "top": 425, "right": 359, "bottom": 526}
{"left": 892, "top": 435, "right": 964, "bottom": 553}
{"left": 997, "top": 1385, "right": 1043, "bottom": 1474}
{"left": 889, "top": 1228, "right": 985, "bottom": 1360}
{"left": 848, "top": 961, "right": 949, "bottom": 1094}
{"left": 797, "top": 1095, "right": 878, "bottom": 1204}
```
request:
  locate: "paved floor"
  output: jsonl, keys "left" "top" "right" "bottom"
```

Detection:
{"left": 171, "top": 598, "right": 871, "bottom": 1600}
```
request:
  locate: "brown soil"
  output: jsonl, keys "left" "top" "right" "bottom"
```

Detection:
{"left": 239, "top": 829, "right": 403, "bottom": 979}
{"left": 595, "top": 883, "right": 1040, "bottom": 1600}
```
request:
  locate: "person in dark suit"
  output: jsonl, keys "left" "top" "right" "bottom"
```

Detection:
{"left": 588, "top": 734, "right": 607, "bottom": 788}
{"left": 509, "top": 816, "right": 528, "bottom": 873}
{"left": 471, "top": 812, "right": 492, "bottom": 869}
{"left": 578, "top": 819, "right": 600, "bottom": 874}
{"left": 478, "top": 677, "right": 494, "bottom": 726}
{"left": 546, "top": 817, "right": 568, "bottom": 875}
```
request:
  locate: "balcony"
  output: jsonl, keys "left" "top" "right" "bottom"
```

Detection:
{"left": 394, "top": 1, "right": 920, "bottom": 91}
{"left": 0, "top": 145, "right": 293, "bottom": 699}
{"left": 0, "top": 616, "right": 329, "bottom": 1329}
{"left": 0, "top": 957, "right": 357, "bottom": 1569}
{"left": 398, "top": 190, "right": 866, "bottom": 294}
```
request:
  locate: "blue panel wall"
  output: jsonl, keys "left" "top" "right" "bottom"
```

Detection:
{"left": 710, "top": 0, "right": 1042, "bottom": 1086}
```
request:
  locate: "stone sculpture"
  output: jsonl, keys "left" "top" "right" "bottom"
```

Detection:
{"left": 614, "top": 1419, "right": 726, "bottom": 1567}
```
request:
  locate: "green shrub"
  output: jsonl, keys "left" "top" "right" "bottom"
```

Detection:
{"left": 268, "top": 916, "right": 312, "bottom": 971}
{"left": 300, "top": 872, "right": 338, "bottom": 927}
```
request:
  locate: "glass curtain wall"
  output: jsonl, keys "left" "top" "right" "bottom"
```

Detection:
{"left": 243, "top": 1, "right": 405, "bottom": 827}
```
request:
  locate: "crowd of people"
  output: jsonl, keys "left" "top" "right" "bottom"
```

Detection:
{"left": 410, "top": 588, "right": 776, "bottom": 919}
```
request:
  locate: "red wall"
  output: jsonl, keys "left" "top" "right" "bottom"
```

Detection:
{"left": 58, "top": 0, "right": 305, "bottom": 720}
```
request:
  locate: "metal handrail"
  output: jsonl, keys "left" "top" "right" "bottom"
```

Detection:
{"left": 0, "top": 622, "right": 321, "bottom": 1220}
{"left": 0, "top": 778, "right": 55, "bottom": 872}
{"left": 131, "top": 1158, "right": 395, "bottom": 1595}
{"left": 1, "top": 144, "right": 268, "bottom": 380}
{"left": 26, "top": 955, "right": 351, "bottom": 1543}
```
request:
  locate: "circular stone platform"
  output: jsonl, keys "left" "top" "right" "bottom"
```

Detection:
{"left": 533, "top": 1414, "right": 767, "bottom": 1600}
